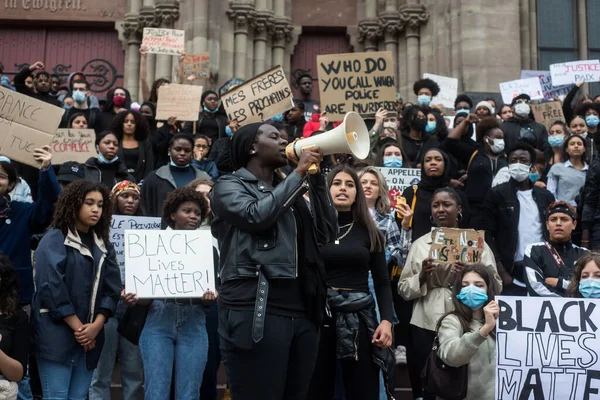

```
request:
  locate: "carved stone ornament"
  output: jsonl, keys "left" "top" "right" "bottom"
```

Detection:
{"left": 378, "top": 10, "right": 405, "bottom": 37}
{"left": 227, "top": 1, "right": 254, "bottom": 33}
{"left": 138, "top": 6, "right": 160, "bottom": 29}
{"left": 272, "top": 16, "right": 293, "bottom": 43}
{"left": 251, "top": 9, "right": 274, "bottom": 36}
{"left": 357, "top": 18, "right": 382, "bottom": 43}
{"left": 155, "top": 0, "right": 180, "bottom": 26}
{"left": 122, "top": 13, "right": 142, "bottom": 43}
{"left": 399, "top": 4, "right": 429, "bottom": 29}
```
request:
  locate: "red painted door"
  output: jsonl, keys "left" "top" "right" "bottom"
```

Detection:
{"left": 0, "top": 27, "right": 124, "bottom": 97}
{"left": 290, "top": 30, "right": 353, "bottom": 101}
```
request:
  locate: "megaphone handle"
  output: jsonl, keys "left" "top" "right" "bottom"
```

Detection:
{"left": 301, "top": 145, "right": 320, "bottom": 175}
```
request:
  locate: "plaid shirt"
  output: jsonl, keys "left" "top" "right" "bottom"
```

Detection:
{"left": 371, "top": 209, "right": 412, "bottom": 269}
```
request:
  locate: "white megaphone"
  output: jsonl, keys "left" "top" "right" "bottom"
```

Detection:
{"left": 285, "top": 111, "right": 370, "bottom": 174}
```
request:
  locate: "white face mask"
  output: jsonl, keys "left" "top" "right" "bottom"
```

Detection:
{"left": 508, "top": 162, "right": 530, "bottom": 182}
{"left": 514, "top": 103, "right": 530, "bottom": 118}
{"left": 580, "top": 132, "right": 588, "bottom": 139}
{"left": 383, "top": 121, "right": 396, "bottom": 129}
{"left": 487, "top": 137, "right": 505, "bottom": 154}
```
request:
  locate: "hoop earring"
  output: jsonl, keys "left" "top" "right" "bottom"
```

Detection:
{"left": 457, "top": 212, "right": 463, "bottom": 222}
{"left": 250, "top": 150, "right": 256, "bottom": 155}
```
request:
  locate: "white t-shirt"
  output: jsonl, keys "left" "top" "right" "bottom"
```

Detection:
{"left": 515, "top": 189, "right": 544, "bottom": 262}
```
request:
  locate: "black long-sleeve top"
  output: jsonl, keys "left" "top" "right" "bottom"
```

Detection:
{"left": 0, "top": 309, "right": 28, "bottom": 381}
{"left": 319, "top": 211, "right": 393, "bottom": 322}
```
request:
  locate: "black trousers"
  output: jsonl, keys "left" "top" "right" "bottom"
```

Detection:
{"left": 200, "top": 303, "right": 220, "bottom": 400}
{"left": 393, "top": 291, "right": 422, "bottom": 400}
{"left": 411, "top": 325, "right": 436, "bottom": 400}
{"left": 307, "top": 312, "right": 380, "bottom": 400}
{"left": 219, "top": 309, "right": 319, "bottom": 400}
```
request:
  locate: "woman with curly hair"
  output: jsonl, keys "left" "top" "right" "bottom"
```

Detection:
{"left": 137, "top": 186, "right": 217, "bottom": 400}
{"left": 413, "top": 78, "right": 440, "bottom": 108}
{"left": 31, "top": 181, "right": 122, "bottom": 399}
{"left": 110, "top": 110, "right": 155, "bottom": 183}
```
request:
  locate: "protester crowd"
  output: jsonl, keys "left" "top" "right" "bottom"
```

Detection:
{"left": 1, "top": 53, "right": 600, "bottom": 400}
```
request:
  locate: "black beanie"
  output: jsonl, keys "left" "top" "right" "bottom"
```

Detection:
{"left": 231, "top": 122, "right": 263, "bottom": 170}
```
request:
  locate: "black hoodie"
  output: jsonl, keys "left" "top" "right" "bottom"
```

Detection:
{"left": 83, "top": 157, "right": 135, "bottom": 189}
{"left": 13, "top": 67, "right": 62, "bottom": 107}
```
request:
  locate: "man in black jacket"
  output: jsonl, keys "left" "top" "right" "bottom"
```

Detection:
{"left": 479, "top": 142, "right": 555, "bottom": 295}
{"left": 13, "top": 61, "right": 61, "bottom": 107}
{"left": 500, "top": 94, "right": 549, "bottom": 153}
{"left": 524, "top": 202, "right": 589, "bottom": 297}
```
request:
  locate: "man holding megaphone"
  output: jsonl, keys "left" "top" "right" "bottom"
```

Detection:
{"left": 210, "top": 122, "right": 338, "bottom": 400}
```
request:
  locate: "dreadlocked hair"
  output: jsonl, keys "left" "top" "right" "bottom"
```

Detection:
{"left": 51, "top": 180, "right": 113, "bottom": 244}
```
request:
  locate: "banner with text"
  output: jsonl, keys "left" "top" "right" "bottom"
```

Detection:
{"left": 110, "top": 216, "right": 161, "bottom": 284}
{"left": 0, "top": 86, "right": 64, "bottom": 167}
{"left": 182, "top": 53, "right": 210, "bottom": 79}
{"left": 423, "top": 73, "right": 458, "bottom": 109}
{"left": 142, "top": 28, "right": 185, "bottom": 55}
{"left": 317, "top": 51, "right": 396, "bottom": 121}
{"left": 124, "top": 229, "right": 215, "bottom": 298}
{"left": 51, "top": 129, "right": 97, "bottom": 164}
{"left": 531, "top": 102, "right": 565, "bottom": 131}
{"left": 429, "top": 228, "right": 485, "bottom": 264}
{"left": 377, "top": 167, "right": 421, "bottom": 205}
{"left": 550, "top": 60, "right": 600, "bottom": 86}
{"left": 156, "top": 83, "right": 203, "bottom": 121}
{"left": 495, "top": 296, "right": 600, "bottom": 400}
{"left": 499, "top": 77, "right": 544, "bottom": 104}
{"left": 520, "top": 70, "right": 573, "bottom": 100}
{"left": 222, "top": 66, "right": 293, "bottom": 126}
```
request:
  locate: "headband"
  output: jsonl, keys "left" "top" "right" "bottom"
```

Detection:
{"left": 111, "top": 180, "right": 140, "bottom": 198}
{"left": 547, "top": 205, "right": 576, "bottom": 221}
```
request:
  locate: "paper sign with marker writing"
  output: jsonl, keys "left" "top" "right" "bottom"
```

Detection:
{"left": 423, "top": 73, "right": 458, "bottom": 109}
{"left": 495, "top": 296, "right": 600, "bottom": 400}
{"left": 317, "top": 51, "right": 396, "bottom": 121}
{"left": 156, "top": 83, "right": 203, "bottom": 122}
{"left": 531, "top": 102, "right": 565, "bottom": 131}
{"left": 550, "top": 60, "right": 600, "bottom": 86}
{"left": 499, "top": 77, "right": 544, "bottom": 104}
{"left": 124, "top": 229, "right": 215, "bottom": 298}
{"left": 520, "top": 70, "right": 572, "bottom": 100}
{"left": 376, "top": 167, "right": 421, "bottom": 206}
{"left": 51, "top": 129, "right": 97, "bottom": 164}
{"left": 111, "top": 216, "right": 161, "bottom": 284}
{"left": 182, "top": 53, "right": 210, "bottom": 79}
{"left": 222, "top": 66, "right": 293, "bottom": 126}
{"left": 429, "top": 228, "right": 484, "bottom": 264}
{"left": 142, "top": 28, "right": 185, "bottom": 55}
{"left": 0, "top": 86, "right": 64, "bottom": 167}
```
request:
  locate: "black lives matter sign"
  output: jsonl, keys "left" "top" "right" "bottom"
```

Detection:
{"left": 317, "top": 51, "right": 396, "bottom": 121}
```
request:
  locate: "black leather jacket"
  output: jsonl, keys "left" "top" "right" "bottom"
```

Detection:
{"left": 211, "top": 168, "right": 338, "bottom": 283}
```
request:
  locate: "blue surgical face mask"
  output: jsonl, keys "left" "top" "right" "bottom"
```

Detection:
{"left": 456, "top": 285, "right": 488, "bottom": 310}
{"left": 97, "top": 153, "right": 119, "bottom": 164}
{"left": 529, "top": 171, "right": 540, "bottom": 183}
{"left": 225, "top": 126, "right": 233, "bottom": 137}
{"left": 72, "top": 90, "right": 86, "bottom": 104}
{"left": 548, "top": 135, "right": 565, "bottom": 148}
{"left": 417, "top": 94, "right": 432, "bottom": 107}
{"left": 586, "top": 115, "right": 600, "bottom": 128}
{"left": 383, "top": 156, "right": 403, "bottom": 168}
{"left": 169, "top": 157, "right": 190, "bottom": 168}
{"left": 203, "top": 106, "right": 218, "bottom": 114}
{"left": 456, "top": 108, "right": 470, "bottom": 115}
{"left": 271, "top": 113, "right": 284, "bottom": 123}
{"left": 425, "top": 121, "right": 437, "bottom": 133}
{"left": 579, "top": 278, "right": 600, "bottom": 298}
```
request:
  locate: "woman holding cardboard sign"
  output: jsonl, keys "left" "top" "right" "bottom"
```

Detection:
{"left": 398, "top": 187, "right": 500, "bottom": 400}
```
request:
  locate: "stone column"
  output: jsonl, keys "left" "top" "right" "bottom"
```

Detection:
{"left": 519, "top": 0, "right": 531, "bottom": 70}
{"left": 192, "top": 0, "right": 209, "bottom": 53}
{"left": 529, "top": 0, "right": 538, "bottom": 70}
{"left": 271, "top": 0, "right": 290, "bottom": 69}
{"left": 252, "top": 3, "right": 274, "bottom": 75}
{"left": 400, "top": 2, "right": 429, "bottom": 98}
{"left": 138, "top": 2, "right": 158, "bottom": 91}
{"left": 122, "top": 11, "right": 143, "bottom": 101}
{"left": 154, "top": 0, "right": 180, "bottom": 81}
{"left": 379, "top": 10, "right": 404, "bottom": 91}
{"left": 227, "top": 2, "right": 254, "bottom": 80}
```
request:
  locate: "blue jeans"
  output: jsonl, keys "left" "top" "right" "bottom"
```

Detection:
{"left": 89, "top": 303, "right": 144, "bottom": 400}
{"left": 37, "top": 351, "right": 94, "bottom": 400}
{"left": 139, "top": 300, "right": 208, "bottom": 400}
{"left": 200, "top": 303, "right": 220, "bottom": 400}
{"left": 17, "top": 373, "right": 32, "bottom": 400}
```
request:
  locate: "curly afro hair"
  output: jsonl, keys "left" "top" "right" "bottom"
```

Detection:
{"left": 454, "top": 94, "right": 473, "bottom": 109}
{"left": 475, "top": 116, "right": 501, "bottom": 143}
{"left": 413, "top": 78, "right": 440, "bottom": 97}
{"left": 110, "top": 110, "right": 150, "bottom": 142}
{"left": 161, "top": 186, "right": 210, "bottom": 229}
{"left": 575, "top": 102, "right": 600, "bottom": 118}
{"left": 51, "top": 180, "right": 113, "bottom": 244}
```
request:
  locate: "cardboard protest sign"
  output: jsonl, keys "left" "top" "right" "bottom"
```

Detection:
{"left": 222, "top": 66, "right": 293, "bottom": 126}
{"left": 377, "top": 167, "right": 421, "bottom": 206}
{"left": 182, "top": 53, "right": 210, "bottom": 80}
{"left": 429, "top": 228, "right": 485, "bottom": 264}
{"left": 423, "top": 73, "right": 458, "bottom": 109}
{"left": 495, "top": 296, "right": 600, "bottom": 400}
{"left": 499, "top": 77, "right": 544, "bottom": 104}
{"left": 142, "top": 28, "right": 185, "bottom": 55}
{"left": 531, "top": 102, "right": 565, "bottom": 131}
{"left": 111, "top": 216, "right": 161, "bottom": 284}
{"left": 0, "top": 86, "right": 64, "bottom": 167}
{"left": 317, "top": 51, "right": 396, "bottom": 120}
{"left": 550, "top": 59, "right": 600, "bottom": 86}
{"left": 124, "top": 229, "right": 215, "bottom": 298}
{"left": 520, "top": 70, "right": 572, "bottom": 100}
{"left": 156, "top": 83, "right": 203, "bottom": 121}
{"left": 50, "top": 129, "right": 97, "bottom": 164}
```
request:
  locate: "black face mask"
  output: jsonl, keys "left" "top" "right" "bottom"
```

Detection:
{"left": 410, "top": 118, "right": 427, "bottom": 133}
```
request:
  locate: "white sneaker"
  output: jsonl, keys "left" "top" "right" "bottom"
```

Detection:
{"left": 394, "top": 345, "right": 407, "bottom": 364}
